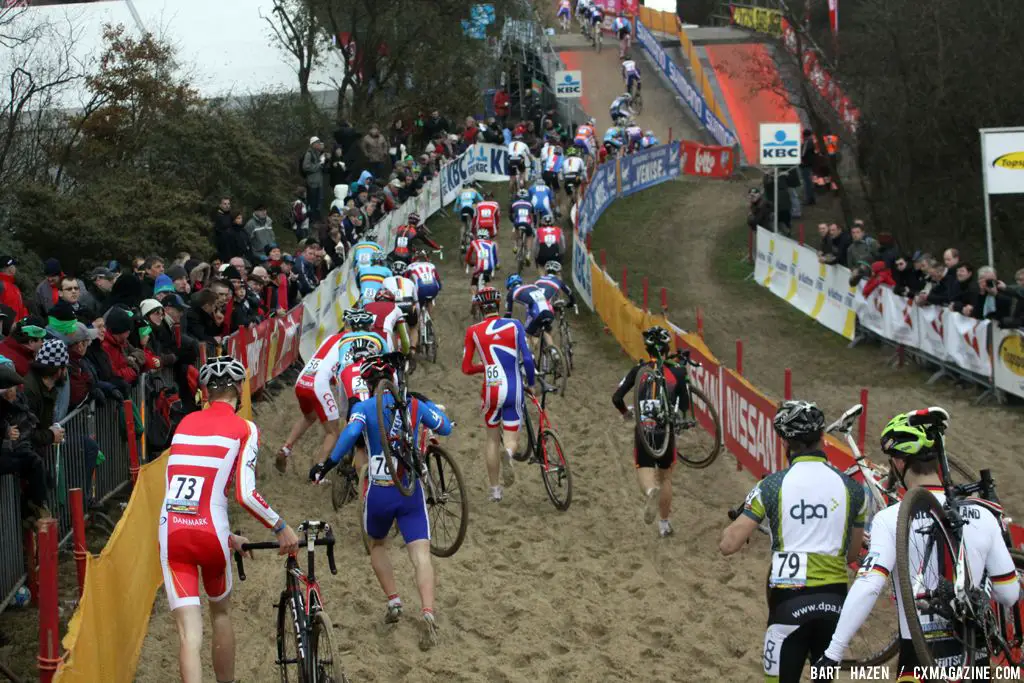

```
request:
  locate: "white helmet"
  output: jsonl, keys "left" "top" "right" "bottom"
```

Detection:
{"left": 200, "top": 356, "right": 246, "bottom": 388}
{"left": 535, "top": 178, "right": 546, "bottom": 187}
{"left": 476, "top": 228, "right": 490, "bottom": 239}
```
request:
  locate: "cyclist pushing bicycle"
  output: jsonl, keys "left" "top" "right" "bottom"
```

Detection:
{"left": 720, "top": 400, "right": 866, "bottom": 683}
{"left": 813, "top": 409, "right": 1020, "bottom": 682}
{"left": 309, "top": 355, "right": 453, "bottom": 649}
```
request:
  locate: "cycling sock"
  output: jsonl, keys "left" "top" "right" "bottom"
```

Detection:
{"left": 490, "top": 486, "right": 502, "bottom": 499}
{"left": 646, "top": 487, "right": 657, "bottom": 497}
{"left": 422, "top": 607, "right": 434, "bottom": 617}
{"left": 658, "top": 520, "right": 671, "bottom": 533}
{"left": 388, "top": 595, "right": 402, "bottom": 607}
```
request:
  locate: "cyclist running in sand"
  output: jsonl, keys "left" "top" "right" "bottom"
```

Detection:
{"left": 309, "top": 355, "right": 453, "bottom": 649}
{"left": 621, "top": 55, "right": 641, "bottom": 97}
{"left": 814, "top": 409, "right": 1020, "bottom": 682}
{"left": 510, "top": 189, "right": 536, "bottom": 261}
{"left": 504, "top": 273, "right": 557, "bottom": 357}
{"left": 612, "top": 12, "right": 632, "bottom": 58}
{"left": 407, "top": 250, "right": 443, "bottom": 315}
{"left": 507, "top": 135, "right": 532, "bottom": 191}
{"left": 719, "top": 400, "right": 866, "bottom": 683}
{"left": 160, "top": 356, "right": 299, "bottom": 683}
{"left": 461, "top": 286, "right": 535, "bottom": 502}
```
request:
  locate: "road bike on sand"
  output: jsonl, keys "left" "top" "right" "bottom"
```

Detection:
{"left": 234, "top": 521, "right": 348, "bottom": 683}
{"left": 518, "top": 377, "right": 572, "bottom": 510}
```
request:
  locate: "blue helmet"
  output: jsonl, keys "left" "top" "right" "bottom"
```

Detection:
{"left": 506, "top": 274, "right": 523, "bottom": 290}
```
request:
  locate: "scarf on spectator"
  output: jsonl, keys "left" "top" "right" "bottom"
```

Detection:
{"left": 47, "top": 315, "right": 76, "bottom": 336}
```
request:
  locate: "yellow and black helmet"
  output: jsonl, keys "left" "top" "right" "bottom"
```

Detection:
{"left": 880, "top": 412, "right": 938, "bottom": 460}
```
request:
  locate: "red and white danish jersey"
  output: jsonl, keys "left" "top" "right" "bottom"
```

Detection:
{"left": 161, "top": 401, "right": 280, "bottom": 533}
{"left": 473, "top": 200, "right": 501, "bottom": 237}
{"left": 338, "top": 360, "right": 370, "bottom": 403}
{"left": 296, "top": 332, "right": 344, "bottom": 391}
{"left": 536, "top": 225, "right": 564, "bottom": 251}
{"left": 363, "top": 300, "right": 405, "bottom": 352}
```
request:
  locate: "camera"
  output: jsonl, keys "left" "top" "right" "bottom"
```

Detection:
{"left": 985, "top": 279, "right": 996, "bottom": 289}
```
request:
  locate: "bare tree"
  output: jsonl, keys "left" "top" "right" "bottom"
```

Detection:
{"left": 262, "top": 0, "right": 323, "bottom": 99}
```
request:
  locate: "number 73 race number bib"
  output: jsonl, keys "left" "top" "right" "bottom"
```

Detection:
{"left": 167, "top": 475, "right": 206, "bottom": 515}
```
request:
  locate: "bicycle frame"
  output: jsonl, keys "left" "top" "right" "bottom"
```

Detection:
{"left": 523, "top": 381, "right": 556, "bottom": 462}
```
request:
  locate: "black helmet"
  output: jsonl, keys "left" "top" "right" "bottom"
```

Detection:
{"left": 642, "top": 326, "right": 671, "bottom": 356}
{"left": 773, "top": 401, "right": 825, "bottom": 442}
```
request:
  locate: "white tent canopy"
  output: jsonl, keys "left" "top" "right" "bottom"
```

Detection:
{"left": 2, "top": 0, "right": 344, "bottom": 111}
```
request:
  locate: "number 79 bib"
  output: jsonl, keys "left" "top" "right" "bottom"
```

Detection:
{"left": 770, "top": 551, "right": 808, "bottom": 587}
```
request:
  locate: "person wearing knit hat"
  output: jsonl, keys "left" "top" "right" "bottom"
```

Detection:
{"left": 153, "top": 273, "right": 176, "bottom": 298}
{"left": 100, "top": 307, "right": 140, "bottom": 385}
{"left": 46, "top": 300, "right": 79, "bottom": 342}
{"left": 0, "top": 316, "right": 47, "bottom": 376}
{"left": 23, "top": 339, "right": 69, "bottom": 454}
{"left": 34, "top": 258, "right": 63, "bottom": 315}
{"left": 0, "top": 355, "right": 50, "bottom": 518}
{"left": 0, "top": 354, "right": 24, "bottom": 389}
{"left": 165, "top": 265, "right": 190, "bottom": 295}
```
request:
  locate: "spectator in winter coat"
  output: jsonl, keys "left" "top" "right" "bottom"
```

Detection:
{"left": 56, "top": 277, "right": 97, "bottom": 324}
{"left": 291, "top": 187, "right": 311, "bottom": 240}
{"left": 164, "top": 266, "right": 190, "bottom": 296}
{"left": 916, "top": 259, "right": 961, "bottom": 307}
{"left": 0, "top": 255, "right": 28, "bottom": 320}
{"left": 0, "top": 359, "right": 51, "bottom": 516}
{"left": 876, "top": 233, "right": 900, "bottom": 267}
{"left": 186, "top": 289, "right": 222, "bottom": 344}
{"left": 329, "top": 185, "right": 349, "bottom": 216}
{"left": 422, "top": 110, "right": 451, "bottom": 143}
{"left": 361, "top": 123, "right": 391, "bottom": 180}
{"left": 23, "top": 339, "right": 69, "bottom": 451}
{"left": 245, "top": 205, "right": 276, "bottom": 257}
{"left": 66, "top": 323, "right": 100, "bottom": 408}
{"left": 328, "top": 146, "right": 348, "bottom": 191}
{"left": 211, "top": 196, "right": 234, "bottom": 259}
{"left": 950, "top": 263, "right": 980, "bottom": 315}
{"left": 302, "top": 137, "right": 326, "bottom": 221}
{"left": 815, "top": 223, "right": 832, "bottom": 259}
{"left": 104, "top": 271, "right": 144, "bottom": 312}
{"left": 34, "top": 258, "right": 64, "bottom": 315}
{"left": 822, "top": 224, "right": 850, "bottom": 266}
{"left": 86, "top": 267, "right": 116, "bottom": 315}
{"left": 101, "top": 307, "right": 140, "bottom": 386}
{"left": 218, "top": 212, "right": 251, "bottom": 263}
{"left": 139, "top": 257, "right": 165, "bottom": 299}
{"left": 846, "top": 223, "right": 878, "bottom": 272}
{"left": 861, "top": 261, "right": 897, "bottom": 297}
{"left": 891, "top": 255, "right": 923, "bottom": 298}
{"left": 493, "top": 87, "right": 510, "bottom": 128}
{"left": 294, "top": 241, "right": 320, "bottom": 296}
{"left": 0, "top": 317, "right": 47, "bottom": 376}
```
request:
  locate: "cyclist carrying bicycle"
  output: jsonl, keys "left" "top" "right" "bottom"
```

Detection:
{"left": 161, "top": 356, "right": 299, "bottom": 683}
{"left": 611, "top": 327, "right": 687, "bottom": 536}
{"left": 719, "top": 400, "right": 866, "bottom": 683}
{"left": 813, "top": 409, "right": 1020, "bottom": 682}
{"left": 461, "top": 286, "right": 535, "bottom": 502}
{"left": 507, "top": 134, "right": 532, "bottom": 190}
{"left": 309, "top": 355, "right": 453, "bottom": 649}
{"left": 510, "top": 189, "right": 536, "bottom": 259}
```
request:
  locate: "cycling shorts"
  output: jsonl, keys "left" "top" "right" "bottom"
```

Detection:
{"left": 557, "top": 6, "right": 570, "bottom": 17}
{"left": 590, "top": 15, "right": 602, "bottom": 25}
{"left": 564, "top": 175, "right": 580, "bottom": 194}
{"left": 764, "top": 586, "right": 845, "bottom": 683}
{"left": 617, "top": 28, "right": 629, "bottom": 39}
{"left": 460, "top": 205, "right": 475, "bottom": 220}
{"left": 514, "top": 222, "right": 535, "bottom": 237}
{"left": 509, "top": 157, "right": 526, "bottom": 174}
{"left": 480, "top": 365, "right": 523, "bottom": 432}
{"left": 472, "top": 270, "right": 493, "bottom": 288}
{"left": 626, "top": 73, "right": 641, "bottom": 90}
{"left": 525, "top": 309, "right": 555, "bottom": 337}
{"left": 399, "top": 301, "right": 418, "bottom": 327}
{"left": 574, "top": 136, "right": 592, "bottom": 153}
{"left": 295, "top": 369, "right": 339, "bottom": 422}
{"left": 416, "top": 283, "right": 440, "bottom": 303}
{"left": 536, "top": 246, "right": 563, "bottom": 267}
{"left": 542, "top": 171, "right": 561, "bottom": 190}
{"left": 159, "top": 515, "right": 231, "bottom": 611}
{"left": 633, "top": 432, "right": 676, "bottom": 470}
{"left": 364, "top": 478, "right": 429, "bottom": 542}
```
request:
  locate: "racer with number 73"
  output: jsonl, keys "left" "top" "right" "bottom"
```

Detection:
{"left": 719, "top": 400, "right": 866, "bottom": 683}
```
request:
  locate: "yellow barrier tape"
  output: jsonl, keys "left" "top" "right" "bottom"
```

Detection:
{"left": 56, "top": 380, "right": 253, "bottom": 682}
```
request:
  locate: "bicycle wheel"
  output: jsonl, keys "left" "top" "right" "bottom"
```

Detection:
{"left": 537, "top": 343, "right": 567, "bottom": 395}
{"left": 276, "top": 590, "right": 305, "bottom": 682}
{"left": 375, "top": 380, "right": 416, "bottom": 496}
{"left": 675, "top": 385, "right": 722, "bottom": 469}
{"left": 330, "top": 467, "right": 357, "bottom": 511}
{"left": 516, "top": 235, "right": 527, "bottom": 274}
{"left": 945, "top": 454, "right": 976, "bottom": 486}
{"left": 310, "top": 610, "right": 348, "bottom": 683}
{"left": 596, "top": 31, "right": 602, "bottom": 53}
{"left": 634, "top": 367, "right": 671, "bottom": 460}
{"left": 422, "top": 313, "right": 437, "bottom": 364}
{"left": 540, "top": 429, "right": 572, "bottom": 511}
{"left": 559, "top": 317, "right": 574, "bottom": 374}
{"left": 896, "top": 486, "right": 988, "bottom": 671}
{"left": 634, "top": 92, "right": 644, "bottom": 115}
{"left": 424, "top": 444, "right": 469, "bottom": 557}
{"left": 994, "top": 550, "right": 1024, "bottom": 667}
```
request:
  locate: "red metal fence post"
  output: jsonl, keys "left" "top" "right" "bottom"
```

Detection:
{"left": 642, "top": 277, "right": 649, "bottom": 312}
{"left": 621, "top": 267, "right": 628, "bottom": 297}
{"left": 857, "top": 388, "right": 869, "bottom": 454}
{"left": 70, "top": 488, "right": 87, "bottom": 599}
{"left": 696, "top": 306, "right": 704, "bottom": 340}
{"left": 736, "top": 339, "right": 744, "bottom": 376}
{"left": 600, "top": 249, "right": 607, "bottom": 270}
{"left": 660, "top": 287, "right": 668, "bottom": 314}
{"left": 668, "top": 127, "right": 673, "bottom": 143}
{"left": 125, "top": 399, "right": 140, "bottom": 484}
{"left": 784, "top": 368, "right": 792, "bottom": 400}
{"left": 37, "top": 518, "right": 60, "bottom": 683}
{"left": 798, "top": 224, "right": 805, "bottom": 245}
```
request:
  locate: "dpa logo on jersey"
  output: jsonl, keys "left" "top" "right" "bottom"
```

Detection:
{"left": 554, "top": 70, "right": 583, "bottom": 99}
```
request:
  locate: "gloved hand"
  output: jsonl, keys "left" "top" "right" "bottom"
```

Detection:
{"left": 89, "top": 387, "right": 106, "bottom": 406}
{"left": 110, "top": 389, "right": 125, "bottom": 403}
{"left": 810, "top": 655, "right": 839, "bottom": 681}
{"left": 309, "top": 461, "right": 329, "bottom": 484}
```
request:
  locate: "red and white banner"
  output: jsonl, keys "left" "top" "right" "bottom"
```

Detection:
{"left": 915, "top": 303, "right": 949, "bottom": 362}
{"left": 721, "top": 368, "right": 784, "bottom": 476}
{"left": 881, "top": 288, "right": 918, "bottom": 348}
{"left": 828, "top": 0, "right": 838, "bottom": 35}
{"left": 780, "top": 19, "right": 859, "bottom": 131}
{"left": 680, "top": 140, "right": 735, "bottom": 179}
{"left": 225, "top": 307, "right": 304, "bottom": 391}
{"left": 673, "top": 330, "right": 722, "bottom": 438}
{"left": 944, "top": 313, "right": 991, "bottom": 379}
{"left": 853, "top": 285, "right": 885, "bottom": 338}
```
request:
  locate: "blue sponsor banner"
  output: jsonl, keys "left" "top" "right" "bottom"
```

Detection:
{"left": 440, "top": 143, "right": 511, "bottom": 204}
{"left": 636, "top": 20, "right": 737, "bottom": 149}
{"left": 619, "top": 143, "right": 680, "bottom": 196}
{"left": 572, "top": 237, "right": 594, "bottom": 311}
{"left": 577, "top": 162, "right": 617, "bottom": 237}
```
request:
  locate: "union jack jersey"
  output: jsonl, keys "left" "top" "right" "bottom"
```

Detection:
{"left": 473, "top": 200, "right": 501, "bottom": 236}
{"left": 461, "top": 317, "right": 536, "bottom": 429}
{"left": 466, "top": 238, "right": 499, "bottom": 275}
{"left": 507, "top": 283, "right": 554, "bottom": 319}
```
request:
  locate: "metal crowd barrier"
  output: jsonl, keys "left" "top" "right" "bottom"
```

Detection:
{"left": 43, "top": 402, "right": 94, "bottom": 547}
{"left": 0, "top": 474, "right": 25, "bottom": 612}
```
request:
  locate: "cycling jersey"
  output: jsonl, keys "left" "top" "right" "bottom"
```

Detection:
{"left": 363, "top": 300, "right": 406, "bottom": 353}
{"left": 557, "top": 0, "right": 571, "bottom": 17}
{"left": 589, "top": 7, "right": 603, "bottom": 25}
{"left": 506, "top": 283, "right": 555, "bottom": 337}
{"left": 529, "top": 185, "right": 554, "bottom": 219}
{"left": 508, "top": 141, "right": 530, "bottom": 160}
{"left": 641, "top": 135, "right": 659, "bottom": 149}
{"left": 825, "top": 486, "right": 1019, "bottom": 677}
{"left": 338, "top": 330, "right": 387, "bottom": 367}
{"left": 535, "top": 225, "right": 565, "bottom": 267}
{"left": 543, "top": 154, "right": 563, "bottom": 175}
{"left": 626, "top": 125, "right": 643, "bottom": 144}
{"left": 455, "top": 188, "right": 483, "bottom": 217}
{"left": 535, "top": 274, "right": 576, "bottom": 308}
{"left": 610, "top": 96, "right": 631, "bottom": 119}
{"left": 612, "top": 16, "right": 630, "bottom": 36}
{"left": 337, "top": 360, "right": 370, "bottom": 418}
{"left": 604, "top": 127, "right": 625, "bottom": 147}
{"left": 159, "top": 401, "right": 280, "bottom": 610}
{"left": 510, "top": 199, "right": 535, "bottom": 232}
{"left": 352, "top": 241, "right": 383, "bottom": 273}
{"left": 611, "top": 360, "right": 689, "bottom": 469}
{"left": 466, "top": 238, "right": 498, "bottom": 279}
{"left": 327, "top": 394, "right": 452, "bottom": 542}
{"left": 575, "top": 124, "right": 596, "bottom": 141}
{"left": 392, "top": 225, "right": 439, "bottom": 261}
{"left": 383, "top": 275, "right": 418, "bottom": 326}
{"left": 562, "top": 156, "right": 586, "bottom": 182}
{"left": 461, "top": 316, "right": 536, "bottom": 431}
{"left": 407, "top": 262, "right": 442, "bottom": 303}
{"left": 294, "top": 332, "right": 344, "bottom": 422}
{"left": 622, "top": 60, "right": 640, "bottom": 79}
{"left": 473, "top": 200, "right": 501, "bottom": 237}
{"left": 357, "top": 265, "right": 392, "bottom": 305}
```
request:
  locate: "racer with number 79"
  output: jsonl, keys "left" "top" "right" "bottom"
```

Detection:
{"left": 718, "top": 400, "right": 866, "bottom": 683}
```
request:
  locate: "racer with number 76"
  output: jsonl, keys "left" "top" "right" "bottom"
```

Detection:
{"left": 718, "top": 400, "right": 866, "bottom": 683}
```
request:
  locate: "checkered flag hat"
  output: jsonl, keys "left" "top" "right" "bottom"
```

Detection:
{"left": 35, "top": 339, "right": 69, "bottom": 368}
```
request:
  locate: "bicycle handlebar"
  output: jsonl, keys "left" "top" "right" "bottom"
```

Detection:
{"left": 826, "top": 404, "right": 863, "bottom": 434}
{"left": 233, "top": 524, "right": 337, "bottom": 582}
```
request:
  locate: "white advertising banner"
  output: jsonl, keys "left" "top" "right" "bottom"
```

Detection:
{"left": 981, "top": 129, "right": 1024, "bottom": 195}
{"left": 943, "top": 313, "right": 992, "bottom": 379}
{"left": 882, "top": 287, "right": 919, "bottom": 349}
{"left": 915, "top": 303, "right": 950, "bottom": 362}
{"left": 853, "top": 285, "right": 885, "bottom": 338}
{"left": 993, "top": 327, "right": 1024, "bottom": 399}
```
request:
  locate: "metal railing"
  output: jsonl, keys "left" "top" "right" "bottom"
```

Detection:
{"left": 0, "top": 474, "right": 25, "bottom": 612}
